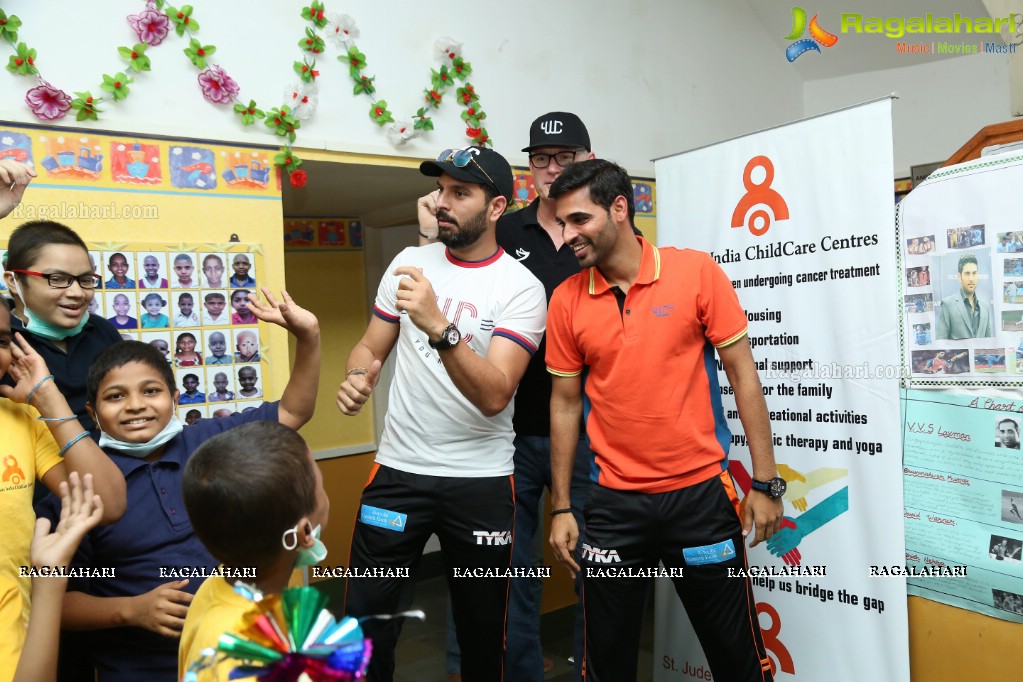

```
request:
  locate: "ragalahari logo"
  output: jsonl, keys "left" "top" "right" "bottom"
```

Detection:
{"left": 784, "top": 7, "right": 839, "bottom": 61}
{"left": 731, "top": 156, "right": 789, "bottom": 237}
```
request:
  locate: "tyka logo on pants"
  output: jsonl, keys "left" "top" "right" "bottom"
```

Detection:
{"left": 582, "top": 543, "right": 622, "bottom": 563}
{"left": 474, "top": 530, "right": 512, "bottom": 546}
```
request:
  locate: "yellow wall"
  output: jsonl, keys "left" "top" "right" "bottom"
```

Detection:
{"left": 284, "top": 249, "right": 375, "bottom": 451}
{"left": 909, "top": 597, "right": 1023, "bottom": 680}
{"left": 283, "top": 247, "right": 379, "bottom": 581}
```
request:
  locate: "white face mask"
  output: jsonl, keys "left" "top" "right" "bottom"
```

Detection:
{"left": 98, "top": 415, "right": 184, "bottom": 458}
{"left": 282, "top": 522, "right": 328, "bottom": 567}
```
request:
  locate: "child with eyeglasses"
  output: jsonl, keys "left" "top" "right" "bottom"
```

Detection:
{"left": 1, "top": 221, "right": 124, "bottom": 436}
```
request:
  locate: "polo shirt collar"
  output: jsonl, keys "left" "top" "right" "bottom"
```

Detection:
{"left": 105, "top": 432, "right": 187, "bottom": 476}
{"left": 518, "top": 199, "right": 540, "bottom": 228}
{"left": 587, "top": 236, "right": 661, "bottom": 295}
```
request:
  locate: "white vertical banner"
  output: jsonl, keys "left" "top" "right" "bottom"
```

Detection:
{"left": 652, "top": 99, "right": 909, "bottom": 681}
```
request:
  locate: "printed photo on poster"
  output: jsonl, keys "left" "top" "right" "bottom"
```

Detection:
{"left": 932, "top": 249, "right": 994, "bottom": 341}
{"left": 140, "top": 331, "right": 172, "bottom": 363}
{"left": 106, "top": 292, "right": 138, "bottom": 330}
{"left": 236, "top": 364, "right": 262, "bottom": 400}
{"left": 171, "top": 291, "right": 201, "bottom": 327}
{"left": 173, "top": 331, "right": 204, "bottom": 367}
{"left": 136, "top": 251, "right": 169, "bottom": 289}
{"left": 206, "top": 367, "right": 236, "bottom": 403}
{"left": 176, "top": 368, "right": 206, "bottom": 405}
{"left": 204, "top": 330, "right": 232, "bottom": 365}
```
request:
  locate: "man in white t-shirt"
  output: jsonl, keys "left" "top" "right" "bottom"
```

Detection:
{"left": 336, "top": 145, "right": 546, "bottom": 682}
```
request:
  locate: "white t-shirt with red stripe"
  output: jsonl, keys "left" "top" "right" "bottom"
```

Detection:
{"left": 372, "top": 242, "right": 546, "bottom": 477}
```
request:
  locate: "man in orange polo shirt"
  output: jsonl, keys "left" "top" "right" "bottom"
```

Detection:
{"left": 546, "top": 159, "right": 783, "bottom": 682}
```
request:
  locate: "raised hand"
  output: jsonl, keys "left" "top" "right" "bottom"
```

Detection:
{"left": 0, "top": 333, "right": 55, "bottom": 404}
{"left": 0, "top": 158, "right": 35, "bottom": 220}
{"left": 245, "top": 287, "right": 319, "bottom": 340}
{"left": 417, "top": 190, "right": 440, "bottom": 240}
{"left": 29, "top": 472, "right": 103, "bottom": 570}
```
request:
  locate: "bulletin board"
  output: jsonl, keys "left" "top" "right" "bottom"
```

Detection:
{"left": 0, "top": 121, "right": 291, "bottom": 408}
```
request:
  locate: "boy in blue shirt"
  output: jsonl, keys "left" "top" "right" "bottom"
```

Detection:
{"left": 50, "top": 289, "right": 320, "bottom": 682}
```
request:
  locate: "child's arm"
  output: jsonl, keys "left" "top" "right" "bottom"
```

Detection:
{"left": 60, "top": 580, "right": 193, "bottom": 637}
{"left": 13, "top": 472, "right": 103, "bottom": 682}
{"left": 244, "top": 288, "right": 320, "bottom": 429}
{"left": 0, "top": 334, "right": 127, "bottom": 522}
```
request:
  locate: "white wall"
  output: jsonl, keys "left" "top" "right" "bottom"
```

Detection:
{"left": 803, "top": 54, "right": 1012, "bottom": 177}
{"left": 0, "top": 0, "right": 804, "bottom": 174}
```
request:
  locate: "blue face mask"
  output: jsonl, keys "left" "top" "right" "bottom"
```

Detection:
{"left": 10, "top": 277, "right": 90, "bottom": 341}
{"left": 282, "top": 522, "right": 328, "bottom": 567}
{"left": 98, "top": 415, "right": 184, "bottom": 458}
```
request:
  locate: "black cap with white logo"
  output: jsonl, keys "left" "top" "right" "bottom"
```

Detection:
{"left": 419, "top": 146, "right": 514, "bottom": 202}
{"left": 522, "top": 112, "right": 590, "bottom": 152}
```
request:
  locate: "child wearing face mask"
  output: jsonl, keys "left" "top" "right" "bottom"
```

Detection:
{"left": 2, "top": 221, "right": 123, "bottom": 436}
{"left": 39, "top": 288, "right": 320, "bottom": 682}
{"left": 179, "top": 420, "right": 330, "bottom": 681}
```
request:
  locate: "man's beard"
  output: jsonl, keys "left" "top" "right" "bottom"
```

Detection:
{"left": 437, "top": 208, "right": 488, "bottom": 249}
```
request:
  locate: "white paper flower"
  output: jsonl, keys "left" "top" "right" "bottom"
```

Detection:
{"left": 283, "top": 82, "right": 319, "bottom": 120}
{"left": 433, "top": 37, "right": 462, "bottom": 61}
{"left": 387, "top": 119, "right": 417, "bottom": 146}
{"left": 326, "top": 13, "right": 359, "bottom": 47}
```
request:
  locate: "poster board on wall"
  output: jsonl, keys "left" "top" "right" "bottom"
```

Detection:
{"left": 0, "top": 241, "right": 274, "bottom": 420}
{"left": 653, "top": 98, "right": 908, "bottom": 681}
{"left": 898, "top": 153, "right": 1023, "bottom": 622}
{"left": 0, "top": 121, "right": 291, "bottom": 399}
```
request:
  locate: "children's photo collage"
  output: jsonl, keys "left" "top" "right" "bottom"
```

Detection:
{"left": 1, "top": 245, "right": 270, "bottom": 423}
{"left": 904, "top": 225, "right": 1023, "bottom": 379}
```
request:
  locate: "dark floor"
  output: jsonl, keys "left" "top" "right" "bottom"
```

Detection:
{"left": 389, "top": 574, "right": 656, "bottom": 682}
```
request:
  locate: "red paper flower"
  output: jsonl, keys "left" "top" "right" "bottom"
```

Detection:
{"left": 198, "top": 65, "right": 240, "bottom": 104}
{"left": 26, "top": 79, "right": 71, "bottom": 121}
{"left": 128, "top": 6, "right": 170, "bottom": 46}
{"left": 289, "top": 169, "right": 308, "bottom": 188}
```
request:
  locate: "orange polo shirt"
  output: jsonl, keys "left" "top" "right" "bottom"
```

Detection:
{"left": 546, "top": 238, "right": 747, "bottom": 493}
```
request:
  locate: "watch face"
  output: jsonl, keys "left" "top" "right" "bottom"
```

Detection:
{"left": 769, "top": 477, "right": 787, "bottom": 497}
{"left": 445, "top": 328, "right": 460, "bottom": 345}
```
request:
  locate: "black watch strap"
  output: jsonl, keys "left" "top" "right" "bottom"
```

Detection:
{"left": 751, "top": 476, "right": 787, "bottom": 499}
{"left": 429, "top": 323, "right": 461, "bottom": 350}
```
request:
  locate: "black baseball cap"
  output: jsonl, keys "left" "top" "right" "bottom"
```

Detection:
{"left": 522, "top": 112, "right": 590, "bottom": 152}
{"left": 419, "top": 146, "right": 514, "bottom": 202}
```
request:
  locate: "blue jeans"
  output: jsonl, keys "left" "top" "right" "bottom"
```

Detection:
{"left": 505, "top": 434, "right": 591, "bottom": 681}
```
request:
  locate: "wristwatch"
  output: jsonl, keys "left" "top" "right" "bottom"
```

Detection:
{"left": 751, "top": 477, "right": 787, "bottom": 499}
{"left": 429, "top": 323, "right": 461, "bottom": 351}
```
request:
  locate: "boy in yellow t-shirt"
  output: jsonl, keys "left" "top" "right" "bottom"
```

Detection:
{"left": 178, "top": 421, "right": 329, "bottom": 681}
{"left": 0, "top": 304, "right": 126, "bottom": 681}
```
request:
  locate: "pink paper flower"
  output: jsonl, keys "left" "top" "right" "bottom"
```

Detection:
{"left": 198, "top": 65, "right": 240, "bottom": 104}
{"left": 128, "top": 5, "right": 170, "bottom": 46}
{"left": 25, "top": 80, "right": 71, "bottom": 121}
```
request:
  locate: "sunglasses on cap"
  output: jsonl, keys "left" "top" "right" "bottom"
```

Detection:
{"left": 436, "top": 148, "right": 497, "bottom": 194}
